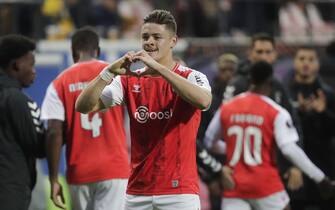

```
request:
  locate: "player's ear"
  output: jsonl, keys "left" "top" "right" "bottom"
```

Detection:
{"left": 170, "top": 35, "right": 177, "bottom": 49}
{"left": 11, "top": 60, "right": 19, "bottom": 72}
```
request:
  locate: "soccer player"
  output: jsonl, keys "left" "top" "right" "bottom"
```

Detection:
{"left": 76, "top": 10, "right": 212, "bottom": 209}
{"left": 204, "top": 61, "right": 334, "bottom": 210}
{"left": 41, "top": 27, "right": 129, "bottom": 210}
{"left": 0, "top": 35, "right": 45, "bottom": 210}
{"left": 223, "top": 33, "right": 303, "bottom": 192}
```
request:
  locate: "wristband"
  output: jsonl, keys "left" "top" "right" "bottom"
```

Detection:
{"left": 99, "top": 67, "right": 115, "bottom": 83}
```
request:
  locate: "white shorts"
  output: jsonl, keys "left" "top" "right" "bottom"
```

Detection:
{"left": 125, "top": 194, "right": 201, "bottom": 210}
{"left": 222, "top": 190, "right": 290, "bottom": 210}
{"left": 69, "top": 179, "right": 128, "bottom": 210}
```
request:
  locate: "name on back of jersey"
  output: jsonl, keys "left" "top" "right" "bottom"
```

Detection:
{"left": 230, "top": 114, "right": 264, "bottom": 126}
{"left": 69, "top": 82, "right": 89, "bottom": 92}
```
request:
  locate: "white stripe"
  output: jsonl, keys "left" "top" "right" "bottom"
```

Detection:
{"left": 33, "top": 118, "right": 42, "bottom": 126}
{"left": 27, "top": 101, "right": 38, "bottom": 110}
{"left": 30, "top": 109, "right": 41, "bottom": 118}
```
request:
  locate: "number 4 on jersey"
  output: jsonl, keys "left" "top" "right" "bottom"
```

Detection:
{"left": 80, "top": 113, "right": 102, "bottom": 138}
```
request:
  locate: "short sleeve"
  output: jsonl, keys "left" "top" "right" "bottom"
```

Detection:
{"left": 41, "top": 83, "right": 65, "bottom": 121}
{"left": 187, "top": 70, "right": 211, "bottom": 92}
{"left": 100, "top": 76, "right": 125, "bottom": 107}
{"left": 274, "top": 109, "right": 299, "bottom": 148}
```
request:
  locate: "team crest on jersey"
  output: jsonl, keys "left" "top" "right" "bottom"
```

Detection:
{"left": 172, "top": 180, "right": 179, "bottom": 188}
{"left": 132, "top": 84, "right": 141, "bottom": 93}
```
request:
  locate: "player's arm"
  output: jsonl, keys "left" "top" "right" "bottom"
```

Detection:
{"left": 76, "top": 54, "right": 133, "bottom": 113}
{"left": 204, "top": 109, "right": 225, "bottom": 153}
{"left": 8, "top": 91, "right": 45, "bottom": 158}
{"left": 45, "top": 120, "right": 63, "bottom": 183}
{"left": 197, "top": 108, "right": 224, "bottom": 177}
{"left": 75, "top": 76, "right": 109, "bottom": 113}
{"left": 159, "top": 68, "right": 211, "bottom": 110}
{"left": 41, "top": 83, "right": 67, "bottom": 209}
{"left": 196, "top": 140, "right": 222, "bottom": 179}
{"left": 202, "top": 108, "right": 235, "bottom": 189}
{"left": 133, "top": 50, "right": 212, "bottom": 110}
{"left": 45, "top": 120, "right": 66, "bottom": 209}
{"left": 274, "top": 109, "right": 326, "bottom": 183}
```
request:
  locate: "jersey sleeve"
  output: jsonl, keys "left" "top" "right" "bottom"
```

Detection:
{"left": 204, "top": 109, "right": 223, "bottom": 150}
{"left": 41, "top": 83, "right": 65, "bottom": 121}
{"left": 187, "top": 70, "right": 211, "bottom": 92}
{"left": 274, "top": 109, "right": 299, "bottom": 149}
{"left": 8, "top": 92, "right": 45, "bottom": 158}
{"left": 100, "top": 75, "right": 125, "bottom": 107}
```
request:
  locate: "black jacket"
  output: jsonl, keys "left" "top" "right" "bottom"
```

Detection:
{"left": 0, "top": 71, "right": 45, "bottom": 209}
{"left": 284, "top": 75, "right": 335, "bottom": 204}
{"left": 286, "top": 76, "right": 335, "bottom": 177}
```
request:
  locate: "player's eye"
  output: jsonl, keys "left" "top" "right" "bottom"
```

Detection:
{"left": 142, "top": 35, "right": 149, "bottom": 40}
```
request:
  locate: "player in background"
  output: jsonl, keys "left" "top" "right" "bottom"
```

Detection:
{"left": 204, "top": 61, "right": 335, "bottom": 210}
{"left": 284, "top": 47, "right": 335, "bottom": 210}
{"left": 76, "top": 10, "right": 212, "bottom": 210}
{"left": 41, "top": 27, "right": 129, "bottom": 210}
{"left": 223, "top": 33, "right": 304, "bottom": 192}
{"left": 0, "top": 34, "right": 45, "bottom": 210}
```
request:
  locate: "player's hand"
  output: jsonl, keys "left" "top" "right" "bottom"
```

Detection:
{"left": 297, "top": 93, "right": 313, "bottom": 112}
{"left": 133, "top": 50, "right": 164, "bottom": 73}
{"left": 318, "top": 177, "right": 335, "bottom": 200}
{"left": 311, "top": 89, "right": 326, "bottom": 113}
{"left": 284, "top": 167, "right": 303, "bottom": 191}
{"left": 50, "top": 180, "right": 66, "bottom": 209}
{"left": 105, "top": 51, "right": 137, "bottom": 75}
{"left": 221, "top": 166, "right": 235, "bottom": 190}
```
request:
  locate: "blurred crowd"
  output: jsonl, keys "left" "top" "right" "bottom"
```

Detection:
{"left": 0, "top": 0, "right": 335, "bottom": 40}
{"left": 194, "top": 34, "right": 335, "bottom": 210}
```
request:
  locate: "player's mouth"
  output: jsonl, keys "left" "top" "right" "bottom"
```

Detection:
{"left": 145, "top": 48, "right": 158, "bottom": 53}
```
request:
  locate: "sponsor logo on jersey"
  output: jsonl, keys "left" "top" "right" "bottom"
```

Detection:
{"left": 134, "top": 106, "right": 173, "bottom": 123}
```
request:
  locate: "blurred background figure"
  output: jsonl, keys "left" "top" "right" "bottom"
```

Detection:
{"left": 284, "top": 47, "right": 335, "bottom": 210}
{"left": 197, "top": 53, "right": 238, "bottom": 210}
{"left": 279, "top": 0, "right": 335, "bottom": 43}
{"left": 198, "top": 53, "right": 238, "bottom": 140}
{"left": 320, "top": 39, "right": 335, "bottom": 89}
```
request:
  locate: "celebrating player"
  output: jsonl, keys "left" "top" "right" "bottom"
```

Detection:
{"left": 204, "top": 61, "right": 334, "bottom": 210}
{"left": 76, "top": 10, "right": 212, "bottom": 210}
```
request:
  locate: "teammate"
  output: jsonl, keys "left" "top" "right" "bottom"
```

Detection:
{"left": 204, "top": 61, "right": 334, "bottom": 210}
{"left": 223, "top": 33, "right": 304, "bottom": 192}
{"left": 76, "top": 10, "right": 212, "bottom": 209}
{"left": 0, "top": 35, "right": 45, "bottom": 210}
{"left": 41, "top": 27, "right": 129, "bottom": 210}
